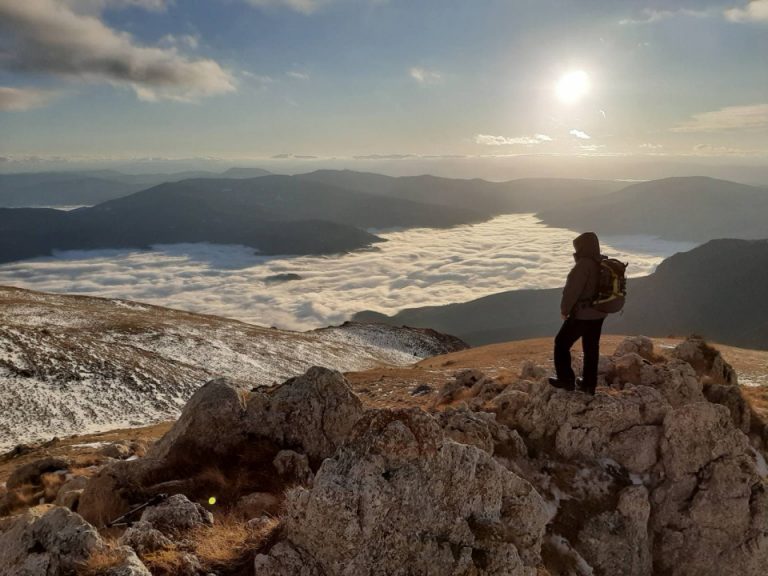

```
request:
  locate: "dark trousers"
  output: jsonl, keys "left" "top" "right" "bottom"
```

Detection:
{"left": 554, "top": 317, "right": 605, "bottom": 390}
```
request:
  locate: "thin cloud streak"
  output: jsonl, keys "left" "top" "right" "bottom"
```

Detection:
{"left": 570, "top": 129, "right": 591, "bottom": 140}
{"left": 0, "top": 86, "right": 58, "bottom": 111}
{"left": 475, "top": 134, "right": 552, "bottom": 146}
{"left": 673, "top": 103, "right": 768, "bottom": 132}
{"left": 409, "top": 67, "right": 442, "bottom": 84}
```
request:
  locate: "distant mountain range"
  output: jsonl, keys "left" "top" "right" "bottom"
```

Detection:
{"left": 355, "top": 238, "right": 768, "bottom": 350}
{"left": 1, "top": 170, "right": 766, "bottom": 264}
{"left": 298, "top": 169, "right": 625, "bottom": 214}
{"left": 0, "top": 167, "right": 271, "bottom": 207}
{"left": 0, "top": 172, "right": 622, "bottom": 263}
{"left": 538, "top": 176, "right": 768, "bottom": 241}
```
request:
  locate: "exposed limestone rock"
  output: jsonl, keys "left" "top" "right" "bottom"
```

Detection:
{"left": 80, "top": 367, "right": 364, "bottom": 527}
{"left": 651, "top": 402, "right": 767, "bottom": 576}
{"left": 639, "top": 359, "right": 704, "bottom": 407}
{"left": 273, "top": 450, "right": 313, "bottom": 485}
{"left": 576, "top": 486, "right": 652, "bottom": 576}
{"left": 6, "top": 457, "right": 69, "bottom": 490}
{"left": 118, "top": 520, "right": 174, "bottom": 554}
{"left": 672, "top": 336, "right": 738, "bottom": 385}
{"left": 31, "top": 338, "right": 768, "bottom": 576}
{"left": 613, "top": 352, "right": 648, "bottom": 387}
{"left": 53, "top": 476, "right": 89, "bottom": 510}
{"left": 491, "top": 381, "right": 667, "bottom": 471}
{"left": 101, "top": 546, "right": 153, "bottom": 576}
{"left": 435, "top": 405, "right": 527, "bottom": 459}
{"left": 0, "top": 505, "right": 101, "bottom": 576}
{"left": 242, "top": 366, "right": 365, "bottom": 465}
{"left": 703, "top": 382, "right": 752, "bottom": 434}
{"left": 614, "top": 335, "right": 656, "bottom": 362}
{"left": 612, "top": 354, "right": 703, "bottom": 407}
{"left": 139, "top": 494, "right": 213, "bottom": 536}
{"left": 520, "top": 360, "right": 547, "bottom": 381}
{"left": 254, "top": 408, "right": 548, "bottom": 576}
{"left": 101, "top": 442, "right": 133, "bottom": 460}
{"left": 486, "top": 349, "right": 768, "bottom": 576}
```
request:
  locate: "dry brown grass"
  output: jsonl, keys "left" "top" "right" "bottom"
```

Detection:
{"left": 41, "top": 472, "right": 66, "bottom": 501}
{"left": 193, "top": 513, "right": 278, "bottom": 569}
{"left": 140, "top": 513, "right": 279, "bottom": 575}
{"left": 743, "top": 387, "right": 768, "bottom": 420}
{"left": 76, "top": 545, "right": 125, "bottom": 576}
{"left": 138, "top": 548, "right": 187, "bottom": 575}
{"left": 0, "top": 483, "right": 42, "bottom": 516}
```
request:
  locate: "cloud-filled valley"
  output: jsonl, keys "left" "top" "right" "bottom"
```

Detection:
{"left": 0, "top": 215, "right": 697, "bottom": 331}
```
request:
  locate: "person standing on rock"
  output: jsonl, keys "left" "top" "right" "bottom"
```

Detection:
{"left": 549, "top": 232, "right": 608, "bottom": 395}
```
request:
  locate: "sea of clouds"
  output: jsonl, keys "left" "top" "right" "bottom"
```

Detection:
{"left": 0, "top": 214, "right": 698, "bottom": 331}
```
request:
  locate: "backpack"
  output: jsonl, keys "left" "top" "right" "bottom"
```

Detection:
{"left": 592, "top": 258, "right": 628, "bottom": 313}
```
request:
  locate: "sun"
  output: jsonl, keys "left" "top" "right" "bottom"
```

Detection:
{"left": 556, "top": 70, "right": 590, "bottom": 104}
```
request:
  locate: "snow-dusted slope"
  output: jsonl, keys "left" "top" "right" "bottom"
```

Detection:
{"left": 0, "top": 286, "right": 466, "bottom": 451}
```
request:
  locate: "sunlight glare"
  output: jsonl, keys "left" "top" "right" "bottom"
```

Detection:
{"left": 556, "top": 70, "right": 590, "bottom": 104}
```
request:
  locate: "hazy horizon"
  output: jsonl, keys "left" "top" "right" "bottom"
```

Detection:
{"left": 2, "top": 0, "right": 767, "bottom": 176}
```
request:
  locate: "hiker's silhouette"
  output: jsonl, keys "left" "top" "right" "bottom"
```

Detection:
{"left": 549, "top": 232, "right": 607, "bottom": 395}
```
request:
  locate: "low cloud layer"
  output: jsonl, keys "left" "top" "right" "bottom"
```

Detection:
{"left": 0, "top": 215, "right": 697, "bottom": 331}
{"left": 0, "top": 0, "right": 235, "bottom": 102}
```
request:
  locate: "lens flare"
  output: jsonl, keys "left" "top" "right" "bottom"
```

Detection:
{"left": 208, "top": 496, "right": 217, "bottom": 505}
{"left": 556, "top": 70, "right": 590, "bottom": 104}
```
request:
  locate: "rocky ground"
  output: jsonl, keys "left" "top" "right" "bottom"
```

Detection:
{"left": 1, "top": 334, "right": 768, "bottom": 575}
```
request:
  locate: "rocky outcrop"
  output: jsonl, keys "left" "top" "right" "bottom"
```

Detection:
{"left": 4, "top": 336, "right": 766, "bottom": 576}
{"left": 486, "top": 336, "right": 768, "bottom": 576}
{"left": 672, "top": 335, "right": 738, "bottom": 385}
{"left": 254, "top": 408, "right": 548, "bottom": 576}
{"left": 79, "top": 366, "right": 364, "bottom": 527}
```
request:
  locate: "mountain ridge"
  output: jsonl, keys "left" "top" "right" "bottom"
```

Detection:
{"left": 354, "top": 238, "right": 768, "bottom": 349}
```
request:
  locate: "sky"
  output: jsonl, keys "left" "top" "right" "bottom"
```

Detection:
{"left": 0, "top": 0, "right": 767, "bottom": 174}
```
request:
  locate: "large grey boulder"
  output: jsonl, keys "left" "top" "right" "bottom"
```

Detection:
{"left": 0, "top": 506, "right": 100, "bottom": 576}
{"left": 614, "top": 335, "right": 657, "bottom": 362}
{"left": 118, "top": 520, "right": 174, "bottom": 554}
{"left": 139, "top": 494, "right": 212, "bottom": 536}
{"left": 254, "top": 408, "right": 548, "bottom": 576}
{"left": 80, "top": 367, "right": 364, "bottom": 527}
{"left": 672, "top": 336, "right": 738, "bottom": 385}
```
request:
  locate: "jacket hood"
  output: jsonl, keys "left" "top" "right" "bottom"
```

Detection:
{"left": 573, "top": 232, "right": 601, "bottom": 262}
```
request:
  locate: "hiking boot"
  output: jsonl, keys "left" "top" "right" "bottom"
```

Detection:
{"left": 576, "top": 378, "right": 596, "bottom": 396}
{"left": 548, "top": 377, "right": 575, "bottom": 391}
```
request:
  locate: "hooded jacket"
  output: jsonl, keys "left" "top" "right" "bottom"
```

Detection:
{"left": 560, "top": 232, "right": 608, "bottom": 320}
